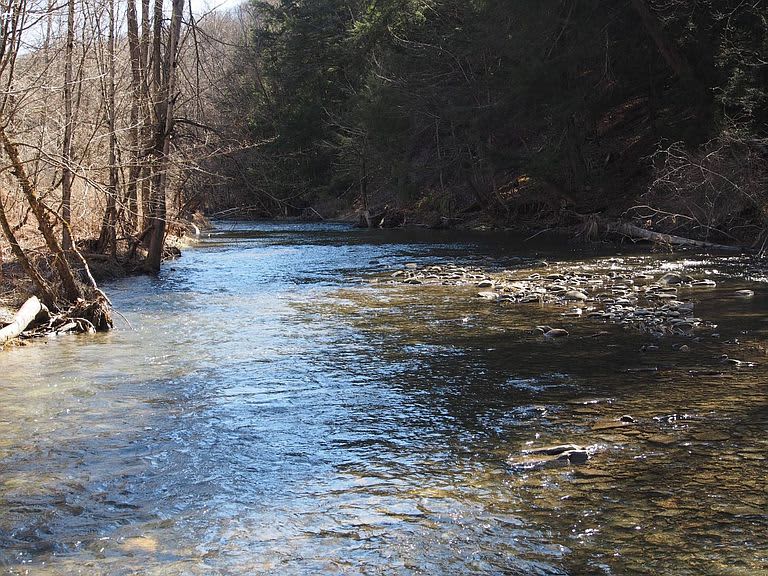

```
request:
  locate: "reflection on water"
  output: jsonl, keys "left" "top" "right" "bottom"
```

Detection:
{"left": 1, "top": 222, "right": 766, "bottom": 575}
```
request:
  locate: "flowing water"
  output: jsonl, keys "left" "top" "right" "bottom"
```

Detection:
{"left": 0, "top": 222, "right": 766, "bottom": 575}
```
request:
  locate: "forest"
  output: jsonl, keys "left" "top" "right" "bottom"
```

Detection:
{"left": 0, "top": 0, "right": 766, "bottom": 329}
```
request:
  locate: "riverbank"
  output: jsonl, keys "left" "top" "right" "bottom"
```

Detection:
{"left": 0, "top": 216, "right": 207, "bottom": 346}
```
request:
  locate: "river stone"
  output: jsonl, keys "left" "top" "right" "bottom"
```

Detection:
{"left": 658, "top": 272, "right": 689, "bottom": 285}
{"left": 646, "top": 434, "right": 676, "bottom": 446}
{"left": 404, "top": 278, "right": 422, "bottom": 285}
{"left": 543, "top": 328, "right": 569, "bottom": 338}
{"left": 519, "top": 294, "right": 542, "bottom": 303}
{"left": 734, "top": 289, "right": 755, "bottom": 298}
{"left": 405, "top": 263, "right": 418, "bottom": 269}
{"left": 692, "top": 279, "right": 717, "bottom": 287}
{"left": 720, "top": 355, "right": 755, "bottom": 367}
{"left": 652, "top": 292, "right": 678, "bottom": 299}
{"left": 558, "top": 450, "right": 589, "bottom": 464}
{"left": 563, "top": 290, "right": 588, "bottom": 301}
{"left": 477, "top": 280, "right": 494, "bottom": 288}
{"left": 525, "top": 444, "right": 584, "bottom": 456}
{"left": 592, "top": 419, "right": 633, "bottom": 431}
{"left": 477, "top": 291, "right": 498, "bottom": 300}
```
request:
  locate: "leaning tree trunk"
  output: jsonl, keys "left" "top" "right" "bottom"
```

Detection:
{"left": 0, "top": 127, "right": 83, "bottom": 303}
{"left": 607, "top": 220, "right": 743, "bottom": 252}
{"left": 0, "top": 192, "right": 58, "bottom": 306}
{"left": 629, "top": 0, "right": 693, "bottom": 80}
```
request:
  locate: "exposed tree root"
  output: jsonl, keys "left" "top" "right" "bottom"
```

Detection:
{"left": 0, "top": 296, "right": 47, "bottom": 346}
{"left": 0, "top": 293, "right": 112, "bottom": 349}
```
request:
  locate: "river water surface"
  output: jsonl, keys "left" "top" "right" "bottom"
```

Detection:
{"left": 1, "top": 222, "right": 766, "bottom": 575}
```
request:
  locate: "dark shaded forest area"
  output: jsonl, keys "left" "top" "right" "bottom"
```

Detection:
{"left": 207, "top": 0, "right": 766, "bottom": 245}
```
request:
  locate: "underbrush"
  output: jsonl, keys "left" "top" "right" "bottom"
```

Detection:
{"left": 630, "top": 129, "right": 768, "bottom": 250}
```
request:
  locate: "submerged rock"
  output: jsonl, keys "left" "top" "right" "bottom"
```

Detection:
{"left": 525, "top": 444, "right": 584, "bottom": 456}
{"left": 543, "top": 328, "right": 569, "bottom": 339}
{"left": 720, "top": 354, "right": 756, "bottom": 367}
{"left": 509, "top": 444, "right": 592, "bottom": 469}
{"left": 562, "top": 450, "right": 590, "bottom": 464}
{"left": 658, "top": 272, "right": 690, "bottom": 286}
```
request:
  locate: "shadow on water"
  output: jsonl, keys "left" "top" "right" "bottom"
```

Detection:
{"left": 1, "top": 222, "right": 766, "bottom": 575}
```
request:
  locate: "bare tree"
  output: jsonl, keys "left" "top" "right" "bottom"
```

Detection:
{"left": 61, "top": 0, "right": 75, "bottom": 249}
{"left": 145, "top": 0, "right": 185, "bottom": 272}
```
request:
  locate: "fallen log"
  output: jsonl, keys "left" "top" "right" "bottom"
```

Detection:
{"left": 607, "top": 221, "right": 744, "bottom": 252}
{"left": 0, "top": 296, "right": 47, "bottom": 347}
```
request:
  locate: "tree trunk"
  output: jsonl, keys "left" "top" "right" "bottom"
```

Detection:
{"left": 126, "top": 0, "right": 142, "bottom": 232}
{"left": 629, "top": 0, "right": 696, "bottom": 82}
{"left": 0, "top": 193, "right": 58, "bottom": 306}
{"left": 61, "top": 0, "right": 76, "bottom": 250}
{"left": 0, "top": 296, "right": 46, "bottom": 347}
{"left": 140, "top": 0, "right": 153, "bottom": 232}
{"left": 607, "top": 220, "right": 743, "bottom": 252}
{"left": 0, "top": 128, "right": 83, "bottom": 303}
{"left": 97, "top": 0, "right": 118, "bottom": 255}
{"left": 145, "top": 0, "right": 184, "bottom": 273}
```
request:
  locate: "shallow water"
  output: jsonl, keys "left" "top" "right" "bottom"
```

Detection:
{"left": 0, "top": 222, "right": 766, "bottom": 575}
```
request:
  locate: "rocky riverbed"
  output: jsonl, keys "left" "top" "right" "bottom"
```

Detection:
{"left": 381, "top": 257, "right": 757, "bottom": 341}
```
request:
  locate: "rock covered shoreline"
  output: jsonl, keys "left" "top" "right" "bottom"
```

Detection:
{"left": 384, "top": 258, "right": 756, "bottom": 340}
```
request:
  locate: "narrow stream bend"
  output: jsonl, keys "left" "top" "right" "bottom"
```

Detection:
{"left": 1, "top": 222, "right": 766, "bottom": 575}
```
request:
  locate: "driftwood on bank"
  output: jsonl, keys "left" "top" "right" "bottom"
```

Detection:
{"left": 0, "top": 296, "right": 47, "bottom": 346}
{"left": 569, "top": 210, "right": 746, "bottom": 252}
{"left": 606, "top": 220, "right": 744, "bottom": 252}
{"left": 0, "top": 293, "right": 112, "bottom": 348}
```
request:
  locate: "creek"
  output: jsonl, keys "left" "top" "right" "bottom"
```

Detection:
{"left": 1, "top": 222, "right": 766, "bottom": 575}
